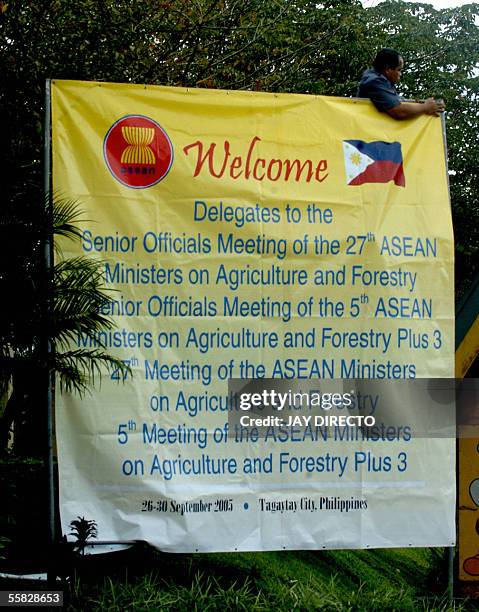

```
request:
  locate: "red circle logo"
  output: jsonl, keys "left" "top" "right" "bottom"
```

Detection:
{"left": 103, "top": 115, "right": 173, "bottom": 188}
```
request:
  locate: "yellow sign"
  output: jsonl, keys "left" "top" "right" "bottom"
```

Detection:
{"left": 459, "top": 438, "right": 479, "bottom": 580}
{"left": 52, "top": 80, "right": 455, "bottom": 552}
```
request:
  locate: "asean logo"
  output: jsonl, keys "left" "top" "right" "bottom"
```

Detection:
{"left": 103, "top": 115, "right": 173, "bottom": 188}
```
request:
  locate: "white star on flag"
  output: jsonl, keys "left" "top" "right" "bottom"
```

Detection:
{"left": 343, "top": 141, "right": 375, "bottom": 184}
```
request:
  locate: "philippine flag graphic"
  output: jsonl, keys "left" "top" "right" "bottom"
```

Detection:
{"left": 343, "top": 140, "right": 405, "bottom": 187}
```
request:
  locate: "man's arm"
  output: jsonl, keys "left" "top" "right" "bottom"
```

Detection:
{"left": 387, "top": 97, "right": 445, "bottom": 120}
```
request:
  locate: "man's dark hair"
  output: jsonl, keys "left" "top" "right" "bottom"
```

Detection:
{"left": 373, "top": 48, "right": 402, "bottom": 72}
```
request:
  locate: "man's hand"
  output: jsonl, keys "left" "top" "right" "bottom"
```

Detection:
{"left": 387, "top": 97, "right": 446, "bottom": 120}
{"left": 423, "top": 97, "right": 446, "bottom": 116}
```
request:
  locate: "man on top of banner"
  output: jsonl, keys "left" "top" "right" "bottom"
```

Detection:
{"left": 358, "top": 48, "right": 445, "bottom": 119}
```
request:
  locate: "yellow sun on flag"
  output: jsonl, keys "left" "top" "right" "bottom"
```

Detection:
{"left": 350, "top": 152, "right": 361, "bottom": 166}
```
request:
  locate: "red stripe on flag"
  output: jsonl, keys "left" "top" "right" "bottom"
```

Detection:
{"left": 349, "top": 161, "right": 405, "bottom": 187}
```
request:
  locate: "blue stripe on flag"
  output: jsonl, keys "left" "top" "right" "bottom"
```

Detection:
{"left": 346, "top": 140, "right": 403, "bottom": 164}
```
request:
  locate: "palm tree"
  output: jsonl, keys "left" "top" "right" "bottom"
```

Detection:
{"left": 69, "top": 516, "right": 98, "bottom": 556}
{"left": 0, "top": 197, "right": 128, "bottom": 455}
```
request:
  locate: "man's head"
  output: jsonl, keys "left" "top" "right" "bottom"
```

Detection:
{"left": 373, "top": 48, "right": 403, "bottom": 84}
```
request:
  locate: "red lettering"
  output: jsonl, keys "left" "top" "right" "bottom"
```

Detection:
{"left": 315, "top": 159, "right": 328, "bottom": 182}
{"left": 284, "top": 159, "right": 313, "bottom": 182}
{"left": 183, "top": 140, "right": 230, "bottom": 178}
{"left": 230, "top": 155, "right": 243, "bottom": 179}
{"left": 253, "top": 159, "right": 265, "bottom": 180}
{"left": 183, "top": 135, "right": 329, "bottom": 184}
{"left": 267, "top": 159, "right": 282, "bottom": 181}
{"left": 245, "top": 136, "right": 262, "bottom": 178}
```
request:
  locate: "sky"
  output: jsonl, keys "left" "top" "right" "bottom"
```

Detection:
{"left": 362, "top": 0, "right": 476, "bottom": 8}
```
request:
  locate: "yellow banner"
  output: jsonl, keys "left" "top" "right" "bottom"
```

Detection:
{"left": 52, "top": 80, "right": 455, "bottom": 551}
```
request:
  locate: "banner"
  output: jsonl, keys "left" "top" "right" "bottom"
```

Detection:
{"left": 52, "top": 80, "right": 455, "bottom": 551}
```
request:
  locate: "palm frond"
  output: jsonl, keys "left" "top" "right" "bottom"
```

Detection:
{"left": 54, "top": 349, "right": 130, "bottom": 396}
{"left": 3, "top": 195, "right": 133, "bottom": 396}
{"left": 51, "top": 196, "right": 87, "bottom": 244}
{"left": 53, "top": 257, "right": 118, "bottom": 353}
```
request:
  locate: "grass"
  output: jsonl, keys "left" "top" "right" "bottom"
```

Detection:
{"left": 62, "top": 547, "right": 472, "bottom": 611}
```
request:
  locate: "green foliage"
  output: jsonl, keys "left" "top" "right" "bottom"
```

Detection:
{"left": 65, "top": 548, "right": 469, "bottom": 611}
{"left": 52, "top": 199, "right": 130, "bottom": 395}
{"left": 364, "top": 1, "right": 479, "bottom": 296}
{"left": 0, "top": 196, "right": 129, "bottom": 454}
{"left": 52, "top": 257, "right": 128, "bottom": 395}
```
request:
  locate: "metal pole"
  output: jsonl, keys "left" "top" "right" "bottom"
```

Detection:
{"left": 447, "top": 546, "right": 454, "bottom": 601}
{"left": 441, "top": 112, "right": 452, "bottom": 209}
{"left": 43, "top": 79, "right": 56, "bottom": 585}
{"left": 440, "top": 109, "right": 455, "bottom": 602}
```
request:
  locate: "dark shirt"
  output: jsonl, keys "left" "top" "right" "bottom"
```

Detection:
{"left": 357, "top": 68, "right": 401, "bottom": 113}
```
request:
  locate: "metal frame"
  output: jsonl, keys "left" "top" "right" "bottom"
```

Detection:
{"left": 44, "top": 79, "right": 56, "bottom": 585}
{"left": 441, "top": 111, "right": 455, "bottom": 602}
